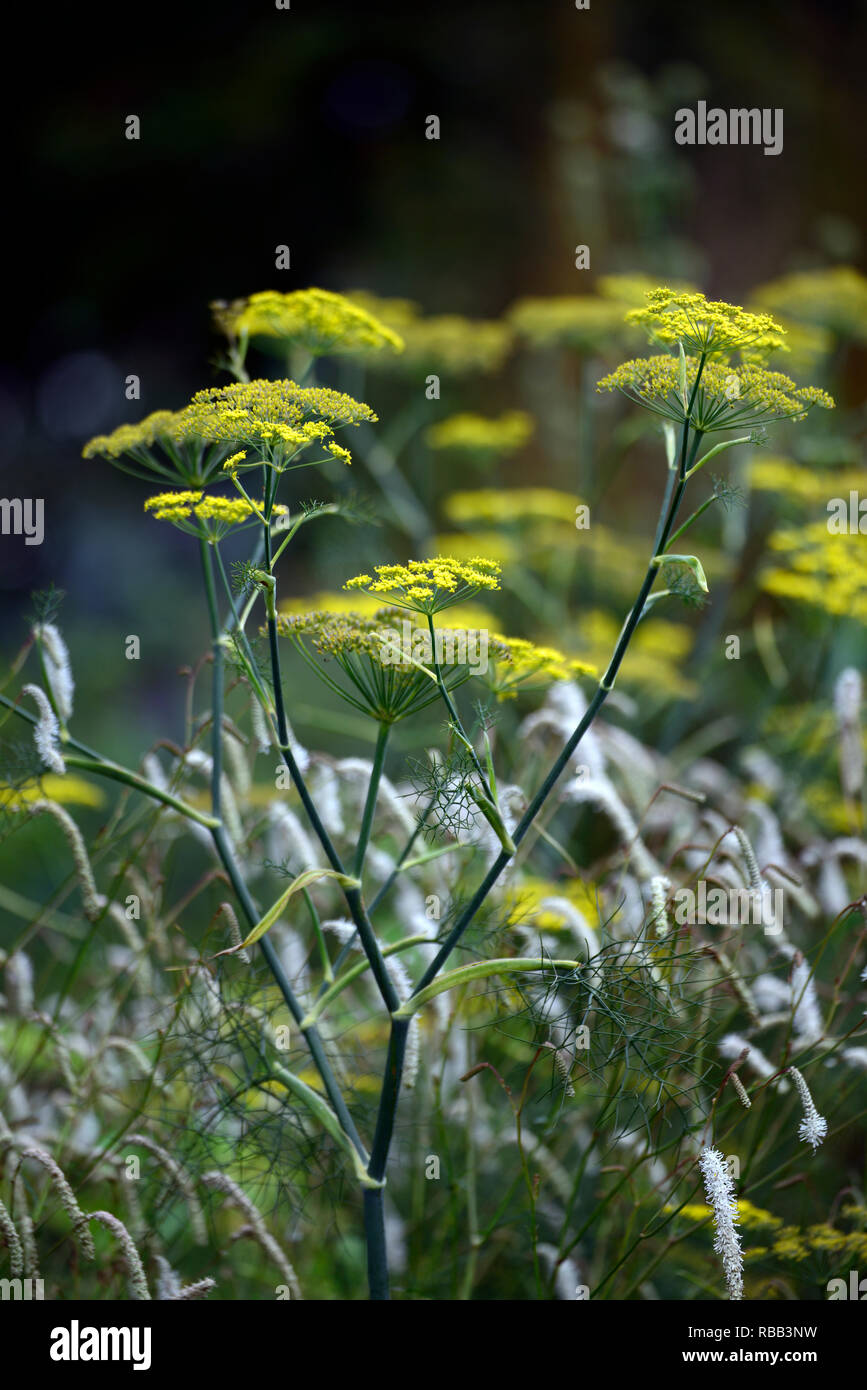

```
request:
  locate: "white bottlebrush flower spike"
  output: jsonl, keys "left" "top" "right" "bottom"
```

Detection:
{"left": 21, "top": 683, "right": 65, "bottom": 774}
{"left": 698, "top": 1146, "right": 743, "bottom": 1300}
{"left": 34, "top": 622, "right": 75, "bottom": 722}
{"left": 648, "top": 874, "right": 671, "bottom": 936}
{"left": 788, "top": 1067, "right": 828, "bottom": 1151}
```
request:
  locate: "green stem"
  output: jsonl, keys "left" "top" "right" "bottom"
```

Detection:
{"left": 301, "top": 935, "right": 432, "bottom": 1029}
{"left": 199, "top": 539, "right": 223, "bottom": 818}
{"left": 302, "top": 887, "right": 333, "bottom": 983}
{"left": 354, "top": 721, "right": 390, "bottom": 878}
{"left": 62, "top": 753, "right": 221, "bottom": 829}
{"left": 664, "top": 494, "right": 718, "bottom": 551}
{"left": 318, "top": 791, "right": 436, "bottom": 1003}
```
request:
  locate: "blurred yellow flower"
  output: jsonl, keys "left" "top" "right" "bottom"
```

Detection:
{"left": 761, "top": 521, "right": 867, "bottom": 621}
{"left": 508, "top": 294, "right": 626, "bottom": 350}
{"left": 426, "top": 411, "right": 533, "bottom": 459}
{"left": 484, "top": 635, "right": 596, "bottom": 698}
{"left": 1, "top": 775, "right": 105, "bottom": 813}
{"left": 214, "top": 287, "right": 405, "bottom": 357}
{"left": 443, "top": 487, "right": 582, "bottom": 526}
{"left": 752, "top": 266, "right": 867, "bottom": 344}
{"left": 346, "top": 291, "right": 512, "bottom": 375}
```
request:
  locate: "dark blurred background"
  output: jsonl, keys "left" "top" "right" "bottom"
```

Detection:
{"left": 2, "top": 0, "right": 865, "bottom": 756}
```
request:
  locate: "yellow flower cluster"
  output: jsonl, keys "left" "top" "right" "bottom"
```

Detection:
{"left": 749, "top": 455, "right": 866, "bottom": 503}
{"left": 485, "top": 635, "right": 596, "bottom": 697}
{"left": 761, "top": 521, "right": 867, "bottom": 620}
{"left": 176, "top": 379, "right": 375, "bottom": 458}
{"left": 443, "top": 487, "right": 582, "bottom": 526}
{"left": 1, "top": 774, "right": 104, "bottom": 813}
{"left": 346, "top": 291, "right": 513, "bottom": 375}
{"left": 426, "top": 410, "right": 533, "bottom": 457}
{"left": 277, "top": 607, "right": 508, "bottom": 723}
{"left": 278, "top": 590, "right": 495, "bottom": 629}
{"left": 84, "top": 380, "right": 372, "bottom": 482}
{"left": 345, "top": 556, "right": 501, "bottom": 614}
{"left": 214, "top": 288, "right": 405, "bottom": 357}
{"left": 83, "top": 409, "right": 183, "bottom": 460}
{"left": 756, "top": 1223, "right": 867, "bottom": 1264}
{"left": 144, "top": 490, "right": 288, "bottom": 534}
{"left": 506, "top": 279, "right": 703, "bottom": 352}
{"left": 508, "top": 295, "right": 627, "bottom": 350}
{"left": 597, "top": 355, "right": 834, "bottom": 432}
{"left": 752, "top": 266, "right": 867, "bottom": 343}
{"left": 625, "top": 288, "right": 788, "bottom": 359}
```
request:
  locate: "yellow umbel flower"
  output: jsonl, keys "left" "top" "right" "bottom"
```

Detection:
{"left": 143, "top": 489, "right": 204, "bottom": 519}
{"left": 346, "top": 292, "right": 513, "bottom": 376}
{"left": 277, "top": 607, "right": 508, "bottom": 723}
{"left": 484, "top": 635, "right": 596, "bottom": 698}
{"left": 597, "top": 355, "right": 833, "bottom": 432}
{"left": 507, "top": 295, "right": 627, "bottom": 350}
{"left": 443, "top": 487, "right": 582, "bottom": 526}
{"left": 215, "top": 288, "right": 405, "bottom": 357}
{"left": 749, "top": 455, "right": 866, "bottom": 503}
{"left": 667, "top": 1200, "right": 782, "bottom": 1231}
{"left": 277, "top": 591, "right": 494, "bottom": 629}
{"left": 760, "top": 521, "right": 867, "bottom": 621}
{"left": 425, "top": 411, "right": 533, "bottom": 458}
{"left": 144, "top": 490, "right": 288, "bottom": 539}
{"left": 83, "top": 409, "right": 231, "bottom": 485}
{"left": 752, "top": 266, "right": 867, "bottom": 344}
{"left": 176, "top": 379, "right": 375, "bottom": 464}
{"left": 625, "top": 288, "right": 788, "bottom": 359}
{"left": 83, "top": 410, "right": 181, "bottom": 460}
{"left": 344, "top": 556, "right": 501, "bottom": 616}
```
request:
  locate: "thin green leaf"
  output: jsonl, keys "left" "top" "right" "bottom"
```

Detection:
{"left": 217, "top": 868, "right": 361, "bottom": 955}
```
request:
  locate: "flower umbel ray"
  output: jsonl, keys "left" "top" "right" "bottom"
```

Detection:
{"left": 276, "top": 607, "right": 508, "bottom": 723}
{"left": 344, "top": 556, "right": 502, "bottom": 616}
{"left": 596, "top": 355, "right": 833, "bottom": 433}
